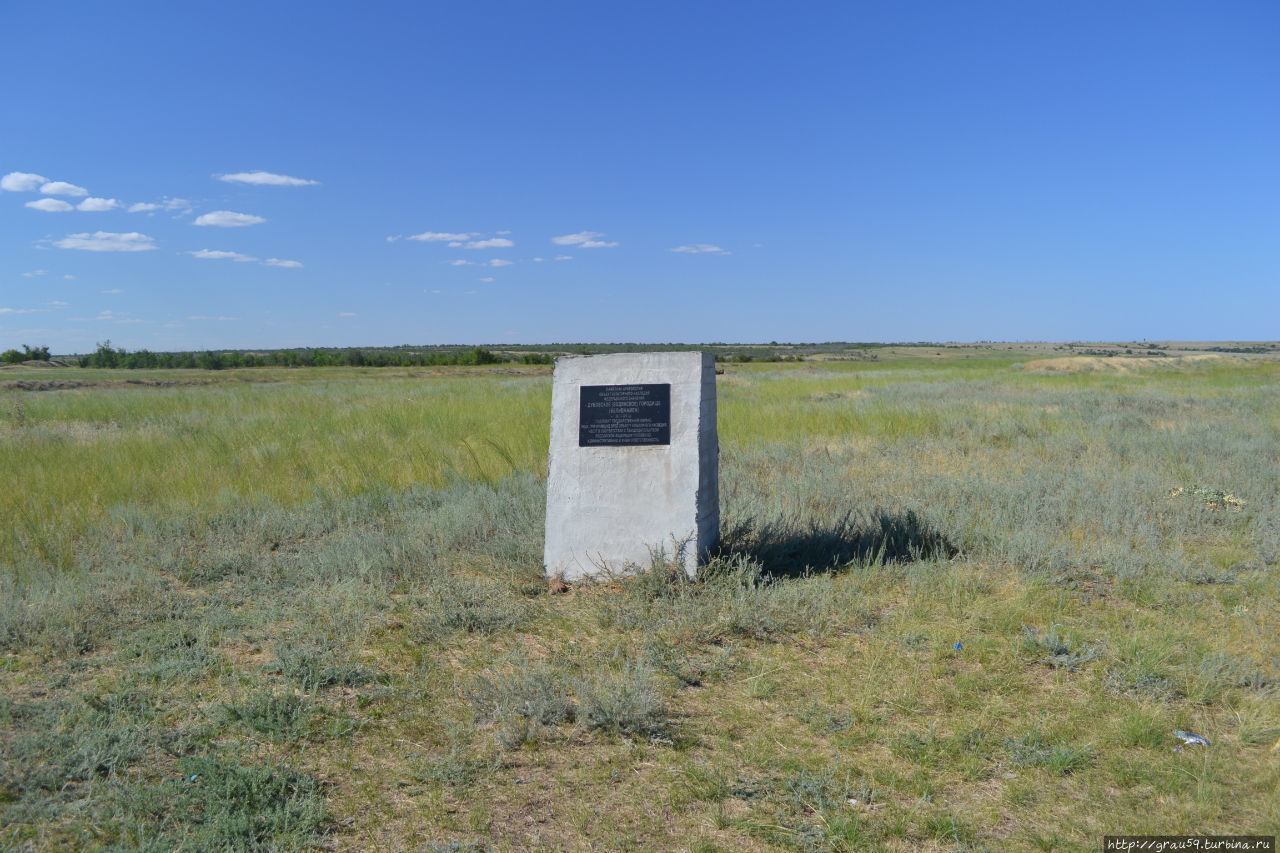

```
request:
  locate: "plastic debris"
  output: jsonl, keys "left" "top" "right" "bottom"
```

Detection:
{"left": 1174, "top": 730, "right": 1209, "bottom": 747}
{"left": 953, "top": 642, "right": 963, "bottom": 651}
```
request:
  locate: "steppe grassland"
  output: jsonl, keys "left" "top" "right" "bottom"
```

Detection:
{"left": 1, "top": 353, "right": 1278, "bottom": 852}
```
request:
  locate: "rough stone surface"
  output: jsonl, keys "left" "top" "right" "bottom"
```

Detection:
{"left": 544, "top": 352, "right": 718, "bottom": 579}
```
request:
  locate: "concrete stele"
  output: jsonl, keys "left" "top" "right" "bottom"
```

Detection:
{"left": 543, "top": 351, "right": 719, "bottom": 580}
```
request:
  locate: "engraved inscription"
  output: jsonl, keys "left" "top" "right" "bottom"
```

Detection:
{"left": 579, "top": 383, "right": 671, "bottom": 447}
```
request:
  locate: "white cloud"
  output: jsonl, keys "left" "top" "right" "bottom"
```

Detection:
{"left": 551, "top": 231, "right": 618, "bottom": 248}
{"left": 63, "top": 274, "right": 75, "bottom": 279}
{"left": 77, "top": 197, "right": 121, "bottom": 212}
{"left": 216, "top": 171, "right": 319, "bottom": 186}
{"left": 386, "top": 235, "right": 402, "bottom": 243}
{"left": 186, "top": 315, "right": 240, "bottom": 321}
{"left": 0, "top": 307, "right": 39, "bottom": 315}
{"left": 478, "top": 277, "right": 494, "bottom": 283}
{"left": 496, "top": 230, "right": 512, "bottom": 235}
{"left": 465, "top": 237, "right": 514, "bottom": 249}
{"left": 555, "top": 255, "right": 572, "bottom": 261}
{"left": 338, "top": 312, "right": 357, "bottom": 317}
{"left": 408, "top": 231, "right": 474, "bottom": 242}
{"left": 26, "top": 198, "right": 74, "bottom": 212}
{"left": 448, "top": 259, "right": 472, "bottom": 266}
{"left": 48, "top": 300, "right": 69, "bottom": 306}
{"left": 40, "top": 181, "right": 89, "bottom": 197}
{"left": 128, "top": 202, "right": 160, "bottom": 213}
{"left": 426, "top": 289, "right": 442, "bottom": 294}
{"left": 263, "top": 258, "right": 302, "bottom": 268}
{"left": 465, "top": 289, "right": 479, "bottom": 294}
{"left": 22, "top": 270, "right": 47, "bottom": 277}
{"left": 194, "top": 210, "right": 265, "bottom": 227}
{"left": 189, "top": 249, "right": 257, "bottom": 262}
{"left": 55, "top": 232, "right": 157, "bottom": 252}
{"left": 2, "top": 172, "right": 48, "bottom": 192}
{"left": 163, "top": 198, "right": 192, "bottom": 213}
{"left": 531, "top": 257, "right": 545, "bottom": 263}
{"left": 101, "top": 288, "right": 123, "bottom": 294}
{"left": 488, "top": 259, "right": 513, "bottom": 267}
{"left": 670, "top": 243, "right": 731, "bottom": 255}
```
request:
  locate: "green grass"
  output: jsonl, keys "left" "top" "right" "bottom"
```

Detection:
{"left": 2, "top": 349, "right": 1278, "bottom": 850}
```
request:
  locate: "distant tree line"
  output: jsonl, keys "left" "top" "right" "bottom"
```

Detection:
{"left": 72, "top": 341, "right": 551, "bottom": 369}
{"left": 1, "top": 344, "right": 51, "bottom": 364}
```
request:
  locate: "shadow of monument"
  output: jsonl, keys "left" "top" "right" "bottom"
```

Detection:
{"left": 716, "top": 508, "right": 958, "bottom": 580}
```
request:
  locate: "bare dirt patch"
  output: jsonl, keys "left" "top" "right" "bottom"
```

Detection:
{"left": 1019, "top": 354, "right": 1239, "bottom": 374}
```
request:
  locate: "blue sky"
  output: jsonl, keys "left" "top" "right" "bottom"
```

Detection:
{"left": 2, "top": 1, "right": 1277, "bottom": 353}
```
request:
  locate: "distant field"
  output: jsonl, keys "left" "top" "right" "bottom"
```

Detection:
{"left": 2, "top": 348, "right": 1278, "bottom": 850}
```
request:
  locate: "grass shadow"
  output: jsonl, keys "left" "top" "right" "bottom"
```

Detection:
{"left": 718, "top": 508, "right": 957, "bottom": 579}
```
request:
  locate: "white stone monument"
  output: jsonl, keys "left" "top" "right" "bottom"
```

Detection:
{"left": 543, "top": 352, "right": 719, "bottom": 580}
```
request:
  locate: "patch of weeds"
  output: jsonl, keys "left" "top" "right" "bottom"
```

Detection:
{"left": 1169, "top": 485, "right": 1245, "bottom": 511}
{"left": 123, "top": 623, "right": 220, "bottom": 683}
{"left": 218, "top": 691, "right": 315, "bottom": 742}
{"left": 425, "top": 841, "right": 488, "bottom": 853}
{"left": 172, "top": 753, "right": 328, "bottom": 850}
{"left": 269, "top": 640, "right": 380, "bottom": 692}
{"left": 410, "top": 723, "right": 499, "bottom": 791}
{"left": 1104, "top": 665, "right": 1179, "bottom": 702}
{"left": 467, "top": 656, "right": 576, "bottom": 750}
{"left": 898, "top": 632, "right": 931, "bottom": 651}
{"left": 1193, "top": 651, "right": 1277, "bottom": 694}
{"left": 680, "top": 761, "right": 730, "bottom": 802}
{"left": 577, "top": 660, "right": 670, "bottom": 741}
{"left": 643, "top": 637, "right": 739, "bottom": 687}
{"left": 408, "top": 573, "right": 527, "bottom": 642}
{"left": 797, "top": 702, "right": 853, "bottom": 734}
{"left": 1004, "top": 730, "right": 1094, "bottom": 776}
{"left": 1016, "top": 623, "right": 1103, "bottom": 672}
{"left": 782, "top": 761, "right": 851, "bottom": 814}
{"left": 922, "top": 811, "right": 976, "bottom": 844}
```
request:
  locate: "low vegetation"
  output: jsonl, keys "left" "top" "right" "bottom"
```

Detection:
{"left": 1, "top": 347, "right": 1277, "bottom": 850}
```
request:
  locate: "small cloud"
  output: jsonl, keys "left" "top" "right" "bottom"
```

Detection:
{"left": 163, "top": 197, "right": 192, "bottom": 213}
{"left": 670, "top": 243, "right": 731, "bottom": 255}
{"left": 263, "top": 258, "right": 302, "bottom": 268}
{"left": 447, "top": 241, "right": 463, "bottom": 247}
{"left": 426, "top": 289, "right": 442, "bottom": 294}
{"left": 448, "top": 259, "right": 471, "bottom": 266}
{"left": 189, "top": 249, "right": 257, "bottom": 262}
{"left": 63, "top": 274, "right": 75, "bottom": 279}
{"left": 531, "top": 257, "right": 545, "bottom": 263}
{"left": 0, "top": 307, "right": 39, "bottom": 315}
{"left": 194, "top": 210, "right": 265, "bottom": 227}
{"left": 386, "top": 235, "right": 402, "bottom": 243}
{"left": 128, "top": 202, "right": 160, "bottom": 212}
{"left": 77, "top": 197, "right": 121, "bottom": 212}
{"left": 408, "top": 231, "right": 474, "bottom": 242}
{"left": 1, "top": 171, "right": 48, "bottom": 192}
{"left": 101, "top": 288, "right": 123, "bottom": 294}
{"left": 216, "top": 171, "right": 319, "bottom": 186}
{"left": 496, "top": 230, "right": 512, "bottom": 235}
{"left": 40, "top": 181, "right": 89, "bottom": 197}
{"left": 21, "top": 270, "right": 48, "bottom": 277}
{"left": 48, "top": 300, "right": 69, "bottom": 306}
{"left": 55, "top": 232, "right": 157, "bottom": 252}
{"left": 465, "top": 289, "right": 479, "bottom": 294}
{"left": 551, "top": 231, "right": 617, "bottom": 248}
{"left": 554, "top": 255, "right": 572, "bottom": 261}
{"left": 477, "top": 277, "right": 494, "bottom": 283}
{"left": 26, "top": 198, "right": 74, "bottom": 212}
{"left": 465, "top": 237, "right": 514, "bottom": 249}
{"left": 338, "top": 312, "right": 357, "bottom": 317}
{"left": 186, "top": 315, "right": 240, "bottom": 321}
{"left": 488, "top": 259, "right": 513, "bottom": 267}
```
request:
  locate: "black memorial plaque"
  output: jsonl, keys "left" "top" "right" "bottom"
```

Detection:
{"left": 579, "top": 383, "right": 671, "bottom": 447}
